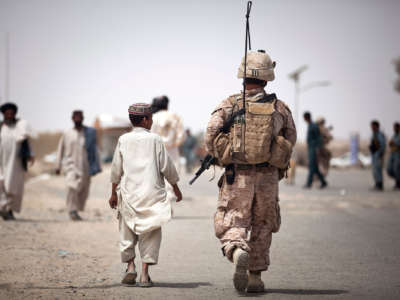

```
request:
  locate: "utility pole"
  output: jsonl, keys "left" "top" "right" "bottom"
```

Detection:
{"left": 287, "top": 65, "right": 330, "bottom": 185}
{"left": 288, "top": 65, "right": 308, "bottom": 129}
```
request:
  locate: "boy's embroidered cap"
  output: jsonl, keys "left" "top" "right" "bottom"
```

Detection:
{"left": 128, "top": 103, "right": 153, "bottom": 116}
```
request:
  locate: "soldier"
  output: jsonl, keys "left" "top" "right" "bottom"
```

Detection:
{"left": 386, "top": 122, "right": 400, "bottom": 190}
{"left": 0, "top": 103, "right": 35, "bottom": 220}
{"left": 151, "top": 96, "right": 185, "bottom": 201}
{"left": 303, "top": 112, "right": 327, "bottom": 189}
{"left": 369, "top": 120, "right": 386, "bottom": 191}
{"left": 205, "top": 50, "right": 296, "bottom": 293}
{"left": 56, "top": 110, "right": 101, "bottom": 220}
{"left": 182, "top": 129, "right": 197, "bottom": 173}
{"left": 316, "top": 117, "right": 333, "bottom": 177}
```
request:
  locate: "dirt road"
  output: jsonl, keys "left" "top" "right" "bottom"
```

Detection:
{"left": 1, "top": 167, "right": 399, "bottom": 299}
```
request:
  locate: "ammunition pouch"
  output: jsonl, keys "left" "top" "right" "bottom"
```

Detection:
{"left": 213, "top": 132, "right": 232, "bottom": 166}
{"left": 269, "top": 136, "right": 293, "bottom": 169}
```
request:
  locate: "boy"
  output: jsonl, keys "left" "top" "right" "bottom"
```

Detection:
{"left": 109, "top": 103, "right": 182, "bottom": 287}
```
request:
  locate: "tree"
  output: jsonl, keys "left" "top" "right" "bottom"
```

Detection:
{"left": 394, "top": 57, "right": 400, "bottom": 94}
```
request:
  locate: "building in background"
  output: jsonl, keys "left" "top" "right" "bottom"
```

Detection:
{"left": 93, "top": 114, "right": 132, "bottom": 162}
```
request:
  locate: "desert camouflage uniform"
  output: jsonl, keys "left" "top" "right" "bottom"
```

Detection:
{"left": 205, "top": 88, "right": 296, "bottom": 271}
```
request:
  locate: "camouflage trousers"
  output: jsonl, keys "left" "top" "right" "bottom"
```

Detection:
{"left": 214, "top": 165, "right": 281, "bottom": 272}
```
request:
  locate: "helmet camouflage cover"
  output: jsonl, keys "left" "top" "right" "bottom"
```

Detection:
{"left": 237, "top": 50, "right": 276, "bottom": 82}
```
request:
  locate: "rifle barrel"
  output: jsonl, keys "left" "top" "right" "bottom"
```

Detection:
{"left": 189, "top": 175, "right": 200, "bottom": 185}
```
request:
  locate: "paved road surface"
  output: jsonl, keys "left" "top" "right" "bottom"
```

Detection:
{"left": 0, "top": 166, "right": 399, "bottom": 299}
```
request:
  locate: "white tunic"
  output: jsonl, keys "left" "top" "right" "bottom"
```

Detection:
{"left": 110, "top": 127, "right": 179, "bottom": 234}
{"left": 151, "top": 110, "right": 185, "bottom": 169}
{"left": 56, "top": 128, "right": 90, "bottom": 191}
{"left": 0, "top": 120, "right": 31, "bottom": 212}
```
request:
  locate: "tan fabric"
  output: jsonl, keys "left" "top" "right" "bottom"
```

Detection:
{"left": 119, "top": 214, "right": 162, "bottom": 264}
{"left": 151, "top": 110, "right": 185, "bottom": 201}
{"left": 56, "top": 128, "right": 91, "bottom": 211}
{"left": 110, "top": 127, "right": 179, "bottom": 235}
{"left": 237, "top": 51, "right": 275, "bottom": 82}
{"left": 206, "top": 88, "right": 296, "bottom": 272}
{"left": 286, "top": 159, "right": 297, "bottom": 185}
{"left": 0, "top": 120, "right": 31, "bottom": 213}
{"left": 214, "top": 166, "right": 280, "bottom": 272}
{"left": 66, "top": 177, "right": 91, "bottom": 212}
{"left": 205, "top": 88, "right": 297, "bottom": 165}
{"left": 227, "top": 92, "right": 277, "bottom": 164}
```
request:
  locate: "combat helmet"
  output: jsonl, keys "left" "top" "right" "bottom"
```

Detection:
{"left": 237, "top": 50, "right": 276, "bottom": 82}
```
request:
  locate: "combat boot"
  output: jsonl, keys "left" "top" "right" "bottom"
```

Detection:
{"left": 247, "top": 272, "right": 265, "bottom": 293}
{"left": 232, "top": 248, "right": 249, "bottom": 292}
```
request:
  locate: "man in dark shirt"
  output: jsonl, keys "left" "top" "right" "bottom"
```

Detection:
{"left": 303, "top": 111, "right": 327, "bottom": 188}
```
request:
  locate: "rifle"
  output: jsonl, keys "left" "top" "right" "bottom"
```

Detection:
{"left": 189, "top": 154, "right": 217, "bottom": 185}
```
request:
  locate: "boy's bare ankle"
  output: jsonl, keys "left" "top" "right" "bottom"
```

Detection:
{"left": 127, "top": 260, "right": 136, "bottom": 272}
{"left": 141, "top": 262, "right": 150, "bottom": 281}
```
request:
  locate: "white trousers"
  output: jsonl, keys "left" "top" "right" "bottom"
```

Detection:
{"left": 119, "top": 215, "right": 162, "bottom": 264}
{"left": 66, "top": 177, "right": 91, "bottom": 212}
{"left": 0, "top": 189, "right": 23, "bottom": 213}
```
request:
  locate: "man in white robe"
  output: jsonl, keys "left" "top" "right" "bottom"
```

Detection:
{"left": 56, "top": 110, "right": 101, "bottom": 221}
{"left": 0, "top": 102, "right": 34, "bottom": 220}
{"left": 109, "top": 103, "right": 182, "bottom": 287}
{"left": 151, "top": 96, "right": 185, "bottom": 202}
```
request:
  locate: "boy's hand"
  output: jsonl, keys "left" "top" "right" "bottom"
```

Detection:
{"left": 109, "top": 194, "right": 118, "bottom": 209}
{"left": 172, "top": 184, "right": 183, "bottom": 202}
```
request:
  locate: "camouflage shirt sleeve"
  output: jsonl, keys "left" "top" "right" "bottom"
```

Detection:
{"left": 205, "top": 98, "right": 233, "bottom": 154}
{"left": 277, "top": 100, "right": 297, "bottom": 147}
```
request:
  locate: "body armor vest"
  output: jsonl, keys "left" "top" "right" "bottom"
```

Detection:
{"left": 230, "top": 93, "right": 276, "bottom": 164}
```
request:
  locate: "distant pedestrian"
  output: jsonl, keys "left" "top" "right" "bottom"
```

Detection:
{"left": 151, "top": 96, "right": 185, "bottom": 202}
{"left": 286, "top": 155, "right": 297, "bottom": 185}
{"left": 109, "top": 103, "right": 182, "bottom": 287}
{"left": 0, "top": 103, "right": 35, "bottom": 220}
{"left": 316, "top": 117, "right": 333, "bottom": 177}
{"left": 303, "top": 112, "right": 327, "bottom": 189}
{"left": 369, "top": 120, "right": 386, "bottom": 191}
{"left": 182, "top": 129, "right": 197, "bottom": 173}
{"left": 387, "top": 122, "right": 400, "bottom": 190}
{"left": 56, "top": 110, "right": 101, "bottom": 220}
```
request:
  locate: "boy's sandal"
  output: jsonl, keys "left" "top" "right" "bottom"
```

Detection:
{"left": 138, "top": 276, "right": 154, "bottom": 288}
{"left": 121, "top": 270, "right": 137, "bottom": 286}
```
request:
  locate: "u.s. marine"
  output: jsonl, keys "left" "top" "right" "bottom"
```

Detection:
{"left": 205, "top": 50, "right": 296, "bottom": 293}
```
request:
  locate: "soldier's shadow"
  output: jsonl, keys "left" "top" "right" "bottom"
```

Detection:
{"left": 239, "top": 288, "right": 349, "bottom": 297}
{"left": 155, "top": 282, "right": 212, "bottom": 288}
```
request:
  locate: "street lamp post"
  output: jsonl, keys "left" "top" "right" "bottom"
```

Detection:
{"left": 287, "top": 66, "right": 330, "bottom": 185}
{"left": 289, "top": 65, "right": 308, "bottom": 130}
{"left": 288, "top": 66, "right": 330, "bottom": 129}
